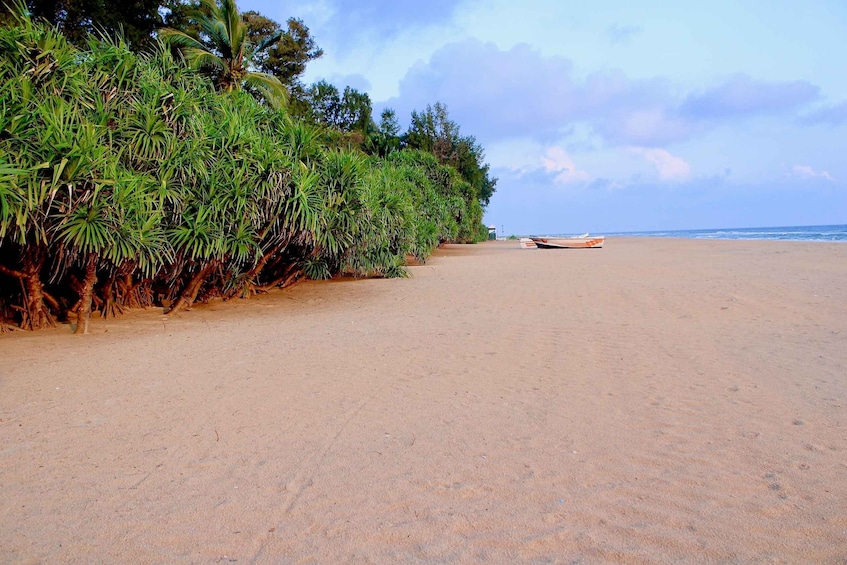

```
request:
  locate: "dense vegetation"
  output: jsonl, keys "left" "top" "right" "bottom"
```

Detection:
{"left": 0, "top": 2, "right": 495, "bottom": 333}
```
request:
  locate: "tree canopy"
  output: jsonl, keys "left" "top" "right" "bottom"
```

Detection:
{"left": 404, "top": 103, "right": 497, "bottom": 206}
{"left": 158, "top": 0, "right": 287, "bottom": 107}
{"left": 243, "top": 12, "right": 323, "bottom": 87}
{"left": 307, "top": 80, "right": 373, "bottom": 132}
{"left": 2, "top": 0, "right": 164, "bottom": 48}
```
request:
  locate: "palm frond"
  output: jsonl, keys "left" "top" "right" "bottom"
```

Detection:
{"left": 157, "top": 28, "right": 208, "bottom": 52}
{"left": 243, "top": 72, "right": 288, "bottom": 108}
{"left": 181, "top": 48, "right": 227, "bottom": 73}
{"left": 253, "top": 31, "right": 282, "bottom": 54}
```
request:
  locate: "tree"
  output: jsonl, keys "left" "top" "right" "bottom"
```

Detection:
{"left": 307, "top": 81, "right": 373, "bottom": 132}
{"left": 340, "top": 87, "right": 373, "bottom": 133}
{"left": 379, "top": 109, "right": 401, "bottom": 138}
{"left": 368, "top": 108, "right": 401, "bottom": 157}
{"left": 2, "top": 0, "right": 164, "bottom": 50}
{"left": 454, "top": 135, "right": 497, "bottom": 207}
{"left": 404, "top": 102, "right": 497, "bottom": 207}
{"left": 307, "top": 80, "right": 342, "bottom": 127}
{"left": 243, "top": 12, "right": 323, "bottom": 87}
{"left": 159, "top": 0, "right": 202, "bottom": 36}
{"left": 159, "top": 0, "right": 287, "bottom": 108}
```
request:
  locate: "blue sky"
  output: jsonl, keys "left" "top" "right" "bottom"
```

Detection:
{"left": 243, "top": 0, "right": 847, "bottom": 234}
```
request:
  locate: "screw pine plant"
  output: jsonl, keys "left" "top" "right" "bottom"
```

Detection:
{"left": 0, "top": 6, "right": 491, "bottom": 332}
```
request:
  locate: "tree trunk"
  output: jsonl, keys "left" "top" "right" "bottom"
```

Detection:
{"left": 100, "top": 272, "right": 115, "bottom": 319}
{"left": 248, "top": 238, "right": 289, "bottom": 281}
{"left": 0, "top": 264, "right": 25, "bottom": 280}
{"left": 131, "top": 278, "right": 154, "bottom": 308}
{"left": 224, "top": 239, "right": 290, "bottom": 299}
{"left": 255, "top": 267, "right": 302, "bottom": 293}
{"left": 116, "top": 272, "right": 147, "bottom": 309}
{"left": 75, "top": 253, "right": 98, "bottom": 334}
{"left": 41, "top": 290, "right": 60, "bottom": 314}
{"left": 166, "top": 261, "right": 217, "bottom": 315}
{"left": 21, "top": 246, "right": 53, "bottom": 330}
{"left": 99, "top": 269, "right": 127, "bottom": 319}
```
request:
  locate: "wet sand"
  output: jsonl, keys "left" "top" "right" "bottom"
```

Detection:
{"left": 1, "top": 238, "right": 846, "bottom": 563}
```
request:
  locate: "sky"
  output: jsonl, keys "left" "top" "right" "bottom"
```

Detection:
{"left": 242, "top": 0, "right": 847, "bottom": 234}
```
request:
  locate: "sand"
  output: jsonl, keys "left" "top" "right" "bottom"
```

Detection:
{"left": 1, "top": 238, "right": 846, "bottom": 563}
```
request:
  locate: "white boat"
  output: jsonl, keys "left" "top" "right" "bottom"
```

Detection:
{"left": 526, "top": 233, "right": 605, "bottom": 249}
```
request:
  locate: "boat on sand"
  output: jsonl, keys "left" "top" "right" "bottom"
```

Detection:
{"left": 521, "top": 234, "right": 605, "bottom": 249}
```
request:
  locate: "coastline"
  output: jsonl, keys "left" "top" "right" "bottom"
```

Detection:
{"left": 2, "top": 238, "right": 846, "bottom": 562}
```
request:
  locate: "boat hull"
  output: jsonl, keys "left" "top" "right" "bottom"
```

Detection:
{"left": 530, "top": 236, "right": 605, "bottom": 248}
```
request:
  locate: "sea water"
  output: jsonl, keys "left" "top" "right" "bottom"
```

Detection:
{"left": 605, "top": 224, "right": 847, "bottom": 242}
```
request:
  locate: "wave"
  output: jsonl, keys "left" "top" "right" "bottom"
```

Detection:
{"left": 603, "top": 224, "right": 847, "bottom": 242}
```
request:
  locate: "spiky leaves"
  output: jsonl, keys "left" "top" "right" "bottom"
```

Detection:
{"left": 0, "top": 9, "right": 489, "bottom": 332}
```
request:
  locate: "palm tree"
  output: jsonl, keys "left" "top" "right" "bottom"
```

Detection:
{"left": 158, "top": 0, "right": 288, "bottom": 108}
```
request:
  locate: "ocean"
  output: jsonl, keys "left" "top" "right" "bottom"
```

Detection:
{"left": 605, "top": 224, "right": 847, "bottom": 243}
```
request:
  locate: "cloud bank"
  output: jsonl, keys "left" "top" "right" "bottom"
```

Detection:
{"left": 541, "top": 147, "right": 591, "bottom": 184}
{"left": 681, "top": 75, "right": 819, "bottom": 119}
{"left": 802, "top": 101, "right": 847, "bottom": 126}
{"left": 293, "top": 0, "right": 465, "bottom": 45}
{"left": 629, "top": 148, "right": 691, "bottom": 182}
{"left": 384, "top": 39, "right": 822, "bottom": 150}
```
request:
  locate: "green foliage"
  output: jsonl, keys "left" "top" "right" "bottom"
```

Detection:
{"left": 372, "top": 109, "right": 402, "bottom": 157}
{"left": 306, "top": 80, "right": 374, "bottom": 133}
{"left": 158, "top": 0, "right": 287, "bottom": 108}
{"left": 2, "top": 0, "right": 165, "bottom": 50}
{"left": 0, "top": 10, "right": 493, "bottom": 330}
{"left": 404, "top": 102, "right": 497, "bottom": 207}
{"left": 243, "top": 12, "right": 323, "bottom": 87}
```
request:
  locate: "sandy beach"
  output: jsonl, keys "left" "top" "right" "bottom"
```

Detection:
{"left": 1, "top": 238, "right": 846, "bottom": 563}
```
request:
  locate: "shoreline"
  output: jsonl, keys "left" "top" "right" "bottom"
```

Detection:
{"left": 503, "top": 223, "right": 847, "bottom": 244}
{"left": 3, "top": 236, "right": 846, "bottom": 341}
{"left": 2, "top": 238, "right": 846, "bottom": 562}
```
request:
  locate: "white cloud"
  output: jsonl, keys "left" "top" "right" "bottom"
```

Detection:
{"left": 541, "top": 147, "right": 592, "bottom": 184}
{"left": 791, "top": 165, "right": 833, "bottom": 181}
{"left": 485, "top": 142, "right": 592, "bottom": 185}
{"left": 612, "top": 108, "right": 695, "bottom": 147}
{"left": 628, "top": 147, "right": 691, "bottom": 182}
{"left": 484, "top": 138, "right": 546, "bottom": 174}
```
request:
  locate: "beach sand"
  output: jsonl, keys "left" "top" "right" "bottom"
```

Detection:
{"left": 1, "top": 238, "right": 846, "bottom": 563}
